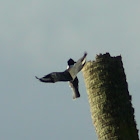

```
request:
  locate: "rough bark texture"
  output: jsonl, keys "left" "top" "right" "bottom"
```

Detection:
{"left": 82, "top": 53, "right": 139, "bottom": 140}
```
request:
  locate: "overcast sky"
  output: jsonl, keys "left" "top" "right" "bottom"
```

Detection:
{"left": 0, "top": 0, "right": 140, "bottom": 140}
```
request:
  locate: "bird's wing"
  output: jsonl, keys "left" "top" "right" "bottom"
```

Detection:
{"left": 36, "top": 71, "right": 73, "bottom": 83}
{"left": 68, "top": 52, "right": 87, "bottom": 79}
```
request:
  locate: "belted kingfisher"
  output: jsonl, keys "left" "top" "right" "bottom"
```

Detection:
{"left": 67, "top": 58, "right": 80, "bottom": 99}
{"left": 35, "top": 52, "right": 87, "bottom": 99}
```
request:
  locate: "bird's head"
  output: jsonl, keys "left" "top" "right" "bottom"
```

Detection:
{"left": 67, "top": 58, "right": 76, "bottom": 66}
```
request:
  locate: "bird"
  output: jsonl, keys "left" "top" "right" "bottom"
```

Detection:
{"left": 67, "top": 58, "right": 80, "bottom": 99}
{"left": 35, "top": 52, "right": 87, "bottom": 99}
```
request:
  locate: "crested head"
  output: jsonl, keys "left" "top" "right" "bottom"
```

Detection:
{"left": 67, "top": 58, "right": 75, "bottom": 66}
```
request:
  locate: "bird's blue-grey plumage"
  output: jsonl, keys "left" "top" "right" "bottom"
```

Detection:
{"left": 67, "top": 52, "right": 87, "bottom": 80}
{"left": 35, "top": 71, "right": 72, "bottom": 83}
{"left": 67, "top": 58, "right": 80, "bottom": 99}
{"left": 35, "top": 52, "right": 87, "bottom": 99}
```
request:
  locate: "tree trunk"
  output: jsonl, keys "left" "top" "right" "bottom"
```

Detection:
{"left": 82, "top": 53, "right": 139, "bottom": 140}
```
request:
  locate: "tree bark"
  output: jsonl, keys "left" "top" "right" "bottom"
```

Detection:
{"left": 82, "top": 53, "right": 139, "bottom": 140}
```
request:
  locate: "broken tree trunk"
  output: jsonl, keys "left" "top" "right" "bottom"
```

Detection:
{"left": 82, "top": 53, "right": 139, "bottom": 140}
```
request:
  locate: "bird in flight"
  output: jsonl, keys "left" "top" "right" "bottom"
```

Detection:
{"left": 35, "top": 52, "right": 87, "bottom": 99}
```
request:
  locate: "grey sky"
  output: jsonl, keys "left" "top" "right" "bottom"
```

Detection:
{"left": 0, "top": 0, "right": 140, "bottom": 140}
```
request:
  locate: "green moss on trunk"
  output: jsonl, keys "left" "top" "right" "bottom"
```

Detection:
{"left": 82, "top": 53, "right": 139, "bottom": 140}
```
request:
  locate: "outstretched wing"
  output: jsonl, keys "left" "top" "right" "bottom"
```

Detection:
{"left": 68, "top": 52, "right": 87, "bottom": 80}
{"left": 35, "top": 71, "right": 73, "bottom": 83}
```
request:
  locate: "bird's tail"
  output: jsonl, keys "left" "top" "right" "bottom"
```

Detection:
{"left": 72, "top": 88, "right": 80, "bottom": 100}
